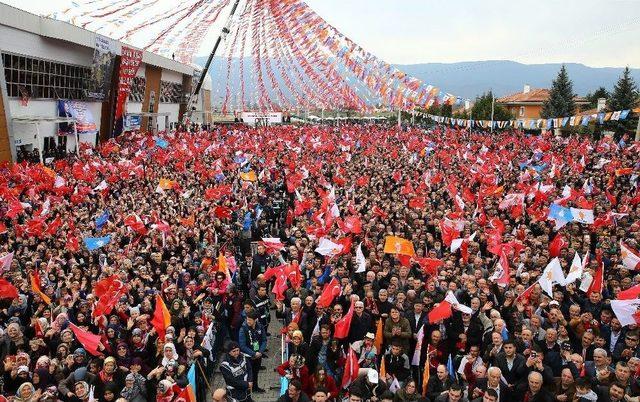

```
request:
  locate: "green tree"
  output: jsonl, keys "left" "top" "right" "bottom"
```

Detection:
{"left": 541, "top": 65, "right": 576, "bottom": 119}
{"left": 440, "top": 104, "right": 453, "bottom": 118}
{"left": 585, "top": 87, "right": 609, "bottom": 110}
{"left": 607, "top": 67, "right": 639, "bottom": 138}
{"left": 470, "top": 91, "right": 512, "bottom": 121}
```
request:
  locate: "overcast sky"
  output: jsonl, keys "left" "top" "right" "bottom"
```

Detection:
{"left": 3, "top": 0, "right": 640, "bottom": 67}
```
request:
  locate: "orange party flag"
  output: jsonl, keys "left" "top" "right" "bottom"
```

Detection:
{"left": 383, "top": 236, "right": 416, "bottom": 257}
{"left": 150, "top": 294, "right": 172, "bottom": 340}
{"left": 30, "top": 272, "right": 51, "bottom": 305}
{"left": 374, "top": 319, "right": 384, "bottom": 354}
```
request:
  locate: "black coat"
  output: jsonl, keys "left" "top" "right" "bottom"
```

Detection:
{"left": 493, "top": 353, "right": 527, "bottom": 386}
{"left": 348, "top": 311, "right": 375, "bottom": 344}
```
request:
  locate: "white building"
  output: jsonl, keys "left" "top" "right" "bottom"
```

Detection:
{"left": 0, "top": 3, "right": 212, "bottom": 162}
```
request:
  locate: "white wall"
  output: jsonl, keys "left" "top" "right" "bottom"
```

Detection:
{"left": 161, "top": 69, "right": 183, "bottom": 84}
{"left": 0, "top": 25, "right": 93, "bottom": 66}
{"left": 157, "top": 103, "right": 180, "bottom": 131}
{"left": 9, "top": 99, "right": 99, "bottom": 152}
{"left": 127, "top": 102, "right": 143, "bottom": 114}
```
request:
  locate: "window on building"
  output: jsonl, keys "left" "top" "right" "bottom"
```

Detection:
{"left": 519, "top": 106, "right": 525, "bottom": 117}
{"left": 160, "top": 81, "right": 183, "bottom": 103}
{"left": 2, "top": 52, "right": 91, "bottom": 100}
{"left": 129, "top": 76, "right": 146, "bottom": 102}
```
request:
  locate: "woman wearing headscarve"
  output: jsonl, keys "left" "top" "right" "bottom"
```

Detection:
{"left": 0, "top": 323, "right": 28, "bottom": 361}
{"left": 14, "top": 382, "right": 41, "bottom": 402}
{"left": 98, "top": 356, "right": 126, "bottom": 390}
{"left": 32, "top": 367, "right": 54, "bottom": 391}
{"left": 114, "top": 341, "right": 132, "bottom": 369}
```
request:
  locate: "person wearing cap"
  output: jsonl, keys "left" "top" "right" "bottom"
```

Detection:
{"left": 350, "top": 368, "right": 388, "bottom": 401}
{"left": 238, "top": 309, "right": 267, "bottom": 393}
{"left": 250, "top": 283, "right": 271, "bottom": 331}
{"left": 348, "top": 300, "right": 375, "bottom": 344}
{"left": 351, "top": 332, "right": 378, "bottom": 365}
{"left": 220, "top": 341, "right": 252, "bottom": 402}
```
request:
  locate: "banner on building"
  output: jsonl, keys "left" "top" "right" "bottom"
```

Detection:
{"left": 57, "top": 100, "right": 98, "bottom": 135}
{"left": 86, "top": 35, "right": 116, "bottom": 101}
{"left": 113, "top": 46, "right": 144, "bottom": 136}
{"left": 124, "top": 114, "right": 142, "bottom": 130}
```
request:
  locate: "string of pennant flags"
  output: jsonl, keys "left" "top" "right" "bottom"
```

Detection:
{"left": 416, "top": 109, "right": 633, "bottom": 130}
{"left": 48, "top": 1, "right": 640, "bottom": 119}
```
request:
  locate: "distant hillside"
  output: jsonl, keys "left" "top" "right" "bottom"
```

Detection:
{"left": 197, "top": 57, "right": 639, "bottom": 105}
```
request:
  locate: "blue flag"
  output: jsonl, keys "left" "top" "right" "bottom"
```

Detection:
{"left": 155, "top": 137, "right": 168, "bottom": 149}
{"left": 95, "top": 211, "right": 110, "bottom": 230}
{"left": 620, "top": 110, "right": 630, "bottom": 120}
{"left": 187, "top": 363, "right": 196, "bottom": 397}
{"left": 242, "top": 212, "right": 252, "bottom": 231}
{"left": 548, "top": 204, "right": 573, "bottom": 229}
{"left": 447, "top": 354, "right": 456, "bottom": 381}
{"left": 84, "top": 235, "right": 111, "bottom": 251}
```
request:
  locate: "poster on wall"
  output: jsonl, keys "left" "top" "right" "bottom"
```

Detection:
{"left": 113, "top": 46, "right": 144, "bottom": 136}
{"left": 124, "top": 115, "right": 142, "bottom": 130}
{"left": 57, "top": 100, "right": 98, "bottom": 135}
{"left": 86, "top": 35, "right": 116, "bottom": 101}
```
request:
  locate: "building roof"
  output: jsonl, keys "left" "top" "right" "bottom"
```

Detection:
{"left": 0, "top": 3, "right": 194, "bottom": 76}
{"left": 497, "top": 88, "right": 588, "bottom": 105}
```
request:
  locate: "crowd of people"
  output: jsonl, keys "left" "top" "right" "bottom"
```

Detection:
{"left": 0, "top": 122, "right": 639, "bottom": 402}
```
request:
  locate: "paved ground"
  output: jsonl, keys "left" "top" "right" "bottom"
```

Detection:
{"left": 210, "top": 310, "right": 284, "bottom": 401}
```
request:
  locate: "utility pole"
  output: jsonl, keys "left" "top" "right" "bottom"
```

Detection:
{"left": 184, "top": 0, "right": 241, "bottom": 123}
{"left": 490, "top": 90, "right": 495, "bottom": 133}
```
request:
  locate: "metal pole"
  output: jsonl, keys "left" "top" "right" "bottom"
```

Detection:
{"left": 490, "top": 91, "right": 495, "bottom": 133}
{"left": 35, "top": 123, "right": 42, "bottom": 164}
{"left": 73, "top": 120, "right": 79, "bottom": 157}
{"left": 321, "top": 108, "right": 324, "bottom": 124}
{"left": 397, "top": 109, "right": 401, "bottom": 129}
{"left": 185, "top": 0, "right": 241, "bottom": 122}
{"left": 635, "top": 112, "right": 640, "bottom": 141}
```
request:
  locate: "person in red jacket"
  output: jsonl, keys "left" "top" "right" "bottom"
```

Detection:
{"left": 305, "top": 367, "right": 339, "bottom": 400}
{"left": 277, "top": 354, "right": 311, "bottom": 395}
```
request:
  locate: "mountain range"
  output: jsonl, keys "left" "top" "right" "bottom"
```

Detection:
{"left": 197, "top": 57, "right": 639, "bottom": 104}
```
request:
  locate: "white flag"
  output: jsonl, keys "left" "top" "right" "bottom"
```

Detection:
{"left": 201, "top": 322, "right": 216, "bottom": 362}
{"left": 93, "top": 180, "right": 108, "bottom": 191}
{"left": 0, "top": 252, "right": 14, "bottom": 272}
{"left": 611, "top": 299, "right": 640, "bottom": 326}
{"left": 451, "top": 232, "right": 476, "bottom": 253}
{"left": 314, "top": 238, "right": 343, "bottom": 256}
{"left": 445, "top": 291, "right": 473, "bottom": 314}
{"left": 570, "top": 208, "right": 594, "bottom": 224}
{"left": 565, "top": 252, "right": 583, "bottom": 284}
{"left": 620, "top": 241, "right": 640, "bottom": 270}
{"left": 538, "top": 257, "right": 566, "bottom": 296}
{"left": 355, "top": 243, "right": 367, "bottom": 273}
{"left": 412, "top": 325, "right": 424, "bottom": 365}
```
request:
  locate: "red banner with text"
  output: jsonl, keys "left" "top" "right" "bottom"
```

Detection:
{"left": 114, "top": 46, "right": 143, "bottom": 123}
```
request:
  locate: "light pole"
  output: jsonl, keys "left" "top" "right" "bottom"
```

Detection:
{"left": 490, "top": 90, "right": 495, "bottom": 133}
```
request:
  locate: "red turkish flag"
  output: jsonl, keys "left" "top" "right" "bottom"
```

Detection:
{"left": 415, "top": 258, "right": 444, "bottom": 276}
{"left": 316, "top": 277, "right": 341, "bottom": 308}
{"left": 618, "top": 283, "right": 640, "bottom": 300}
{"left": 428, "top": 301, "right": 452, "bottom": 323}
{"left": 341, "top": 347, "right": 360, "bottom": 389}
{"left": 334, "top": 299, "right": 355, "bottom": 339}
{"left": 409, "top": 196, "right": 426, "bottom": 209}
{"left": 549, "top": 233, "right": 567, "bottom": 258}
{"left": 69, "top": 323, "right": 103, "bottom": 356}
{"left": 0, "top": 278, "right": 19, "bottom": 300}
